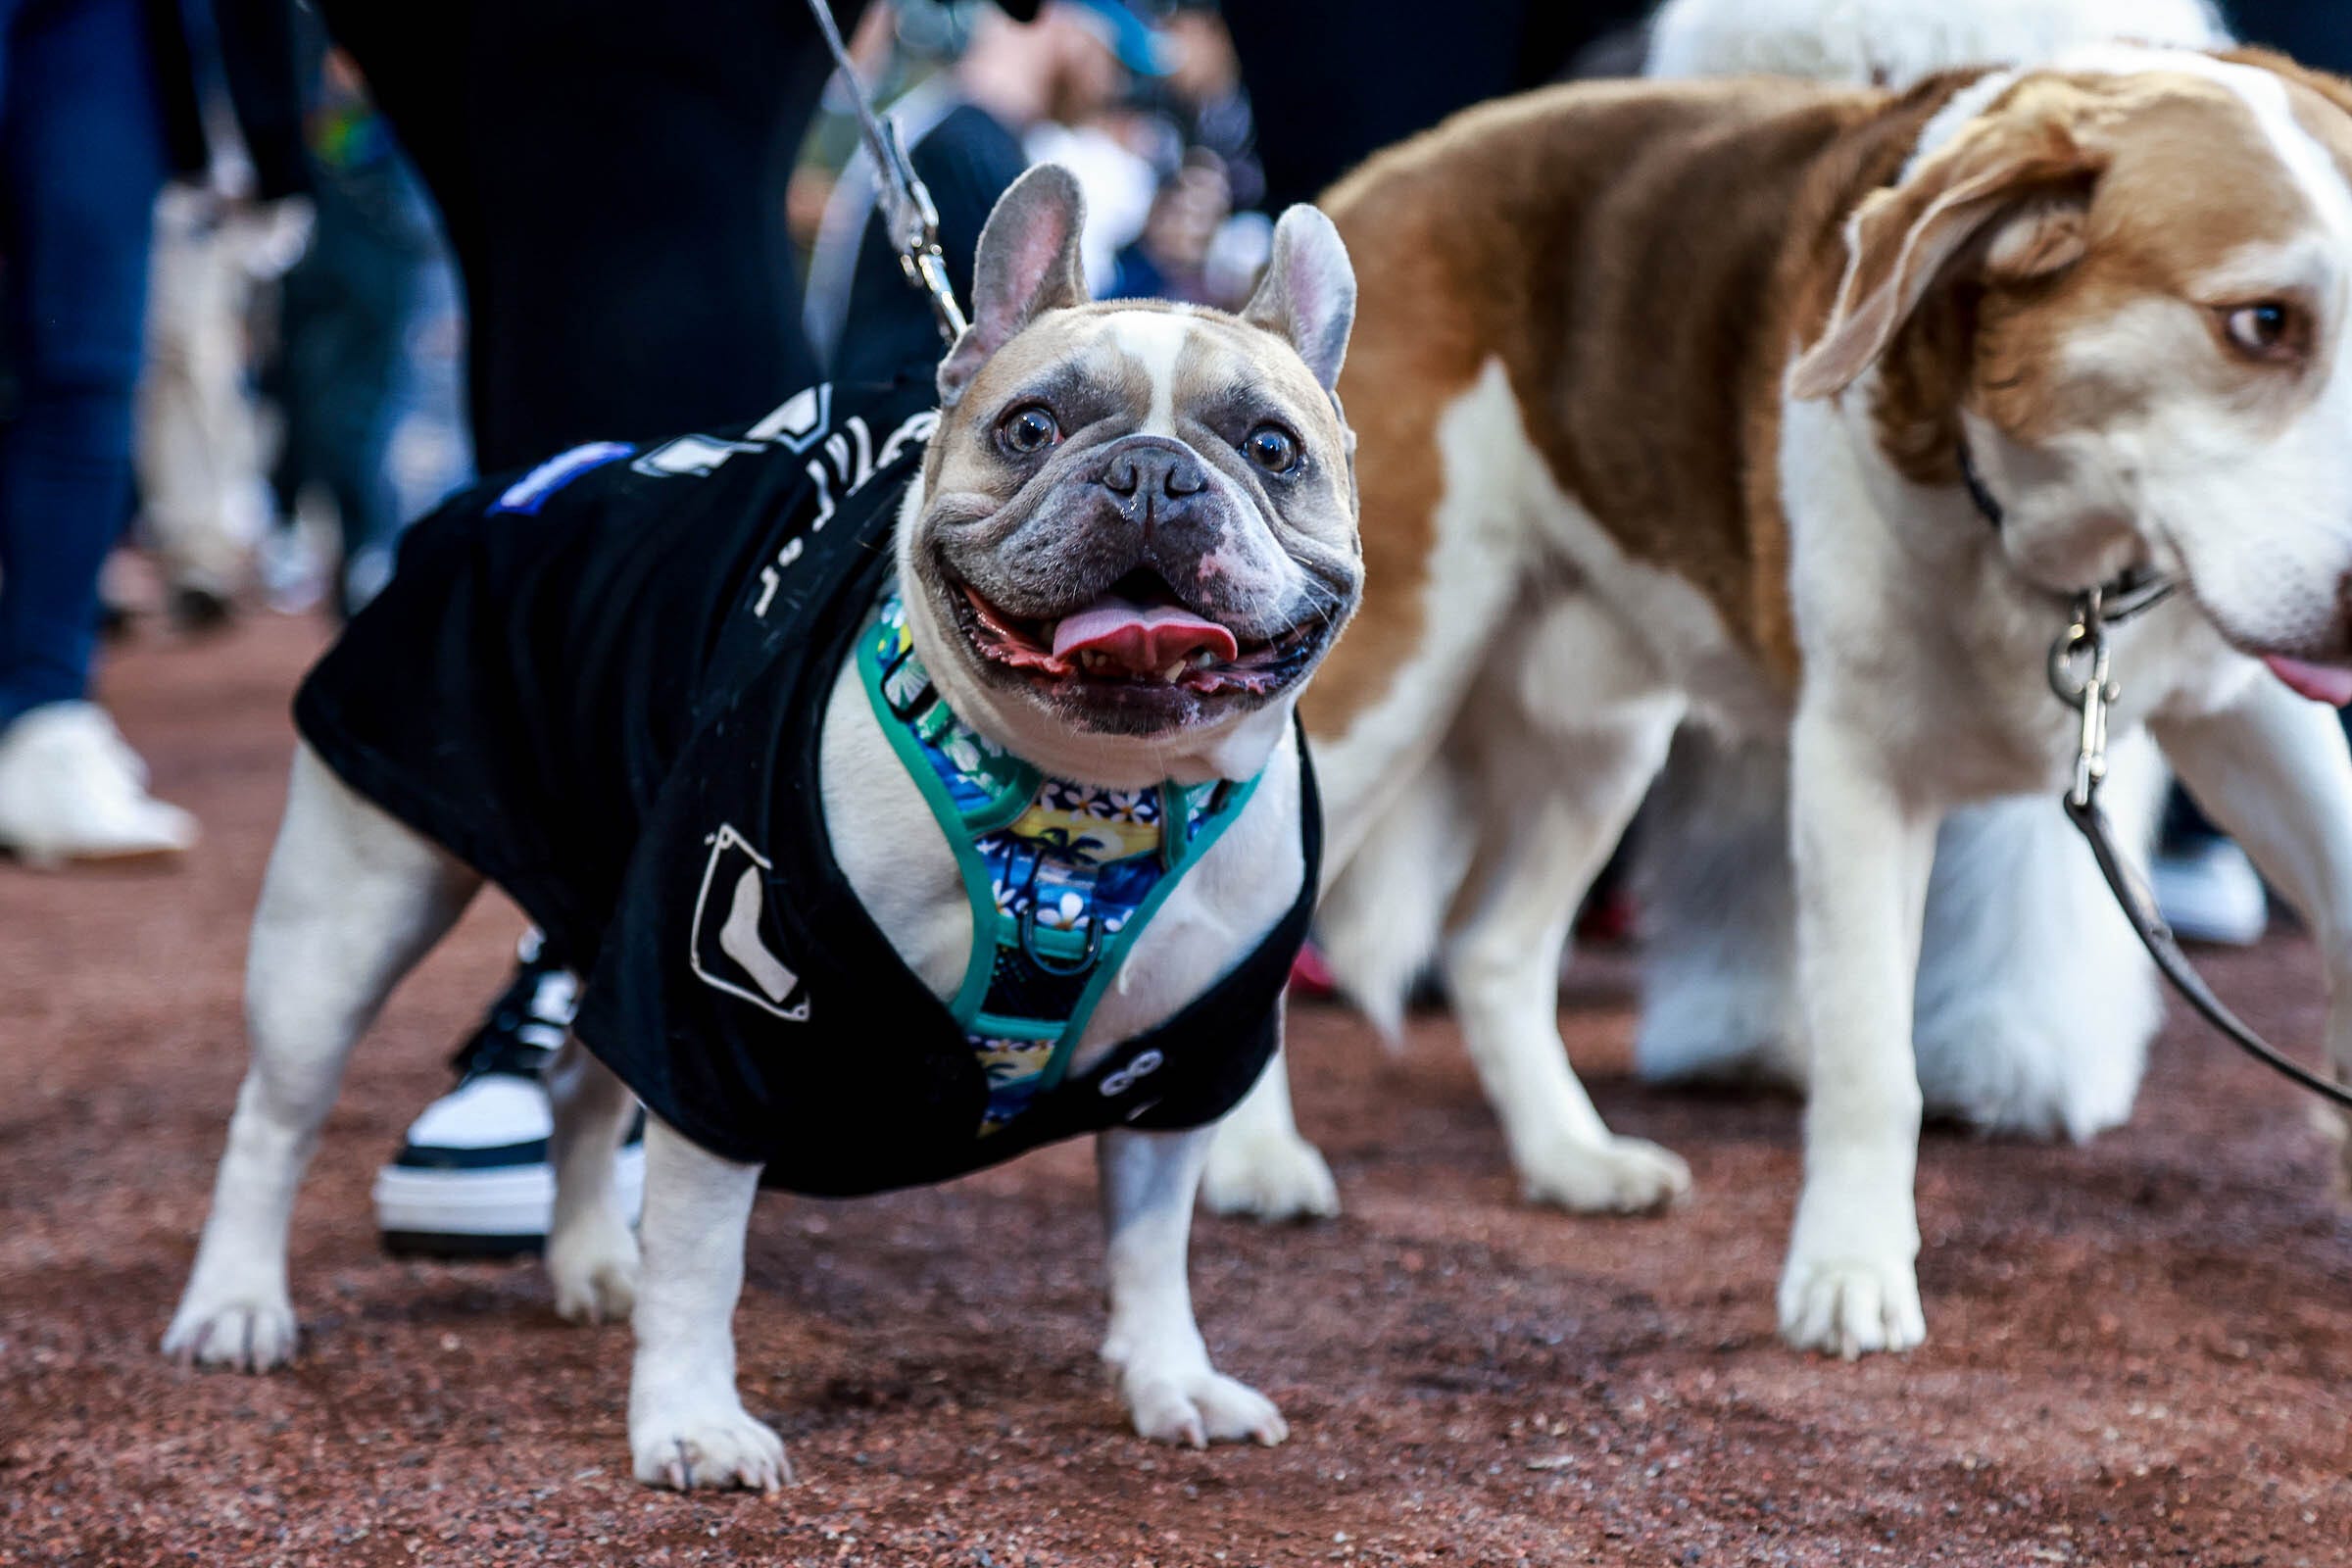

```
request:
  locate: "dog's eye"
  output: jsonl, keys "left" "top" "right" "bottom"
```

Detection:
{"left": 999, "top": 406, "right": 1060, "bottom": 455}
{"left": 2222, "top": 301, "right": 2301, "bottom": 361}
{"left": 1243, "top": 424, "right": 1299, "bottom": 474}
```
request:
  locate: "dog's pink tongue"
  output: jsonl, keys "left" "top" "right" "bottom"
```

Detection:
{"left": 2265, "top": 654, "right": 2352, "bottom": 707}
{"left": 1051, "top": 594, "right": 1239, "bottom": 669}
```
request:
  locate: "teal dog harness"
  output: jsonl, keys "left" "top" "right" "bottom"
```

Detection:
{"left": 860, "top": 588, "right": 1262, "bottom": 1133}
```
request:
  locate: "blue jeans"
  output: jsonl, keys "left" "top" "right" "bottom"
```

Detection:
{"left": 0, "top": 0, "right": 170, "bottom": 729}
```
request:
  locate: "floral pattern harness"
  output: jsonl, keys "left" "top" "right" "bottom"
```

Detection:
{"left": 858, "top": 588, "right": 1261, "bottom": 1134}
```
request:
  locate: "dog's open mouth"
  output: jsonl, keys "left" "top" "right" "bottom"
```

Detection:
{"left": 953, "top": 569, "right": 1319, "bottom": 696}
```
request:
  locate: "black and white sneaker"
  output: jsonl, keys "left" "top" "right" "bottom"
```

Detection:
{"left": 374, "top": 933, "right": 645, "bottom": 1257}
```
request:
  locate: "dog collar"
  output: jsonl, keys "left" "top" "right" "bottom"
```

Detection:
{"left": 1956, "top": 437, "right": 2006, "bottom": 531}
{"left": 857, "top": 586, "right": 1262, "bottom": 1133}
{"left": 1955, "top": 438, "right": 2177, "bottom": 628}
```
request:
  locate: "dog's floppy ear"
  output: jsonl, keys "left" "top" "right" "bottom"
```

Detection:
{"left": 1243, "top": 205, "right": 1357, "bottom": 395}
{"left": 1790, "top": 82, "right": 2107, "bottom": 400}
{"left": 938, "top": 164, "right": 1091, "bottom": 407}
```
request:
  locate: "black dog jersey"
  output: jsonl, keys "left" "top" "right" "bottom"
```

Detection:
{"left": 294, "top": 376, "right": 1318, "bottom": 1195}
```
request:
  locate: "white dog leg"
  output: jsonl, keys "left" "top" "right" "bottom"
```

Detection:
{"left": 1911, "top": 730, "right": 2166, "bottom": 1141}
{"left": 165, "top": 747, "right": 479, "bottom": 1370}
{"left": 627, "top": 1116, "right": 786, "bottom": 1492}
{"left": 1199, "top": 1043, "right": 1341, "bottom": 1221}
{"left": 544, "top": 1040, "right": 642, "bottom": 1325}
{"left": 1446, "top": 705, "right": 1690, "bottom": 1213}
{"left": 1099, "top": 1123, "right": 1286, "bottom": 1447}
{"left": 2156, "top": 682, "right": 2352, "bottom": 1183}
{"left": 1779, "top": 708, "right": 1937, "bottom": 1358}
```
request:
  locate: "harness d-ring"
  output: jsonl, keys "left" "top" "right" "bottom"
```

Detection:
{"left": 1018, "top": 901, "right": 1103, "bottom": 976}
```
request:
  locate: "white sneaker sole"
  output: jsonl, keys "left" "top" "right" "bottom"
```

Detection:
{"left": 374, "top": 1142, "right": 645, "bottom": 1257}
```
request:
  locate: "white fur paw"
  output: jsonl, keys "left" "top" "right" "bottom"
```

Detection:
{"left": 1777, "top": 1252, "right": 1927, "bottom": 1359}
{"left": 1120, "top": 1365, "right": 1289, "bottom": 1448}
{"left": 1913, "top": 1004, "right": 2147, "bottom": 1144}
{"left": 163, "top": 1287, "right": 299, "bottom": 1372}
{"left": 631, "top": 1403, "right": 790, "bottom": 1493}
{"left": 1200, "top": 1130, "right": 1340, "bottom": 1222}
{"left": 547, "top": 1216, "right": 640, "bottom": 1324}
{"left": 1516, "top": 1133, "right": 1691, "bottom": 1214}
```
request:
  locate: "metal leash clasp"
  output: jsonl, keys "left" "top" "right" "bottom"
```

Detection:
{"left": 803, "top": 0, "right": 970, "bottom": 347}
{"left": 2047, "top": 588, "right": 2117, "bottom": 810}
{"left": 877, "top": 121, "right": 969, "bottom": 344}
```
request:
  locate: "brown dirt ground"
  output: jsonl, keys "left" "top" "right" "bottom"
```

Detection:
{"left": 4, "top": 612, "right": 2351, "bottom": 1568}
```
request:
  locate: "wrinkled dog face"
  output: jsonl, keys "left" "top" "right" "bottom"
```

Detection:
{"left": 898, "top": 166, "right": 1361, "bottom": 783}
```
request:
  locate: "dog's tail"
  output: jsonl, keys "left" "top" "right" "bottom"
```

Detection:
{"left": 1645, "top": 0, "right": 2229, "bottom": 87}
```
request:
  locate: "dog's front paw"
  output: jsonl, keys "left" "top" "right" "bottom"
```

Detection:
{"left": 163, "top": 1286, "right": 298, "bottom": 1372}
{"left": 631, "top": 1402, "right": 789, "bottom": 1493}
{"left": 1516, "top": 1132, "right": 1690, "bottom": 1214}
{"left": 1778, "top": 1251, "right": 1926, "bottom": 1359}
{"left": 547, "top": 1214, "right": 640, "bottom": 1325}
{"left": 1200, "top": 1128, "right": 1340, "bottom": 1222}
{"left": 1119, "top": 1364, "right": 1288, "bottom": 1449}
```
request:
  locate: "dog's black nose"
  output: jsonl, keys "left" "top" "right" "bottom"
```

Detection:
{"left": 1102, "top": 445, "right": 1206, "bottom": 504}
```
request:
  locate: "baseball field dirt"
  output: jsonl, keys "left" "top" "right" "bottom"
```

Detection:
{"left": 3, "top": 613, "right": 2348, "bottom": 1565}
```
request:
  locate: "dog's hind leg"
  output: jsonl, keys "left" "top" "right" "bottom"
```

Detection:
{"left": 165, "top": 746, "right": 480, "bottom": 1370}
{"left": 545, "top": 1040, "right": 642, "bottom": 1324}
{"left": 1445, "top": 601, "right": 1690, "bottom": 1212}
{"left": 1199, "top": 1041, "right": 1342, "bottom": 1221}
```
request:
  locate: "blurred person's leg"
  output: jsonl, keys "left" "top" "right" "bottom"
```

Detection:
{"left": 137, "top": 185, "right": 270, "bottom": 627}
{"left": 275, "top": 226, "right": 411, "bottom": 617}
{"left": 285, "top": 151, "right": 436, "bottom": 615}
{"left": 0, "top": 0, "right": 196, "bottom": 864}
{"left": 311, "top": 0, "right": 864, "bottom": 1255}
{"left": 457, "top": 0, "right": 838, "bottom": 466}
{"left": 318, "top": 0, "right": 855, "bottom": 469}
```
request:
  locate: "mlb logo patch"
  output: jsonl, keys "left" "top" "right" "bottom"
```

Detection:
{"left": 688, "top": 825, "right": 809, "bottom": 1022}
{"left": 631, "top": 433, "right": 763, "bottom": 478}
{"left": 748, "top": 383, "right": 832, "bottom": 453}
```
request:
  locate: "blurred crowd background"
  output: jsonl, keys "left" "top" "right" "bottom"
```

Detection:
{"left": 4, "top": 0, "right": 2351, "bottom": 932}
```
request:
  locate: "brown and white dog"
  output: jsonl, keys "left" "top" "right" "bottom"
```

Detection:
{"left": 1205, "top": 48, "right": 2352, "bottom": 1356}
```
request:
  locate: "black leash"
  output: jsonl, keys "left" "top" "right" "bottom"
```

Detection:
{"left": 2050, "top": 591, "right": 2352, "bottom": 1108}
{"left": 1961, "top": 439, "right": 2352, "bottom": 1109}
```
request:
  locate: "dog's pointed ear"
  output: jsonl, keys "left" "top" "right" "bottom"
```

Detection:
{"left": 1789, "top": 83, "right": 2106, "bottom": 401}
{"left": 938, "top": 164, "right": 1091, "bottom": 408}
{"left": 1243, "top": 205, "right": 1357, "bottom": 394}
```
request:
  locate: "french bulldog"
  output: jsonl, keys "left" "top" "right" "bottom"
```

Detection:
{"left": 163, "top": 165, "right": 1364, "bottom": 1489}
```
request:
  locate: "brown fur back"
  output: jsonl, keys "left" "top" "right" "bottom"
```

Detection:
{"left": 1304, "top": 74, "right": 1983, "bottom": 730}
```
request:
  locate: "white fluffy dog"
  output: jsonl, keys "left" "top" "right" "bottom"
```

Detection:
{"left": 1649, "top": 0, "right": 2229, "bottom": 86}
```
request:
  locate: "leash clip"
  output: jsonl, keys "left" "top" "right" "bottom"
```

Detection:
{"left": 2047, "top": 589, "right": 2117, "bottom": 811}
{"left": 804, "top": 0, "right": 970, "bottom": 345}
